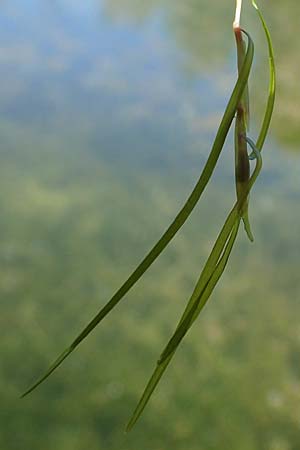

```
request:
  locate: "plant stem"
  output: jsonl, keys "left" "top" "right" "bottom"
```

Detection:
{"left": 233, "top": 0, "right": 253, "bottom": 240}
{"left": 233, "top": 0, "right": 243, "bottom": 30}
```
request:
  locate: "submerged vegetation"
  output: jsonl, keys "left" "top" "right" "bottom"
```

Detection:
{"left": 22, "top": 0, "right": 275, "bottom": 430}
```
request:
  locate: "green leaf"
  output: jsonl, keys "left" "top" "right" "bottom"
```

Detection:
{"left": 126, "top": 222, "right": 240, "bottom": 432}
{"left": 126, "top": 144, "right": 262, "bottom": 431}
{"left": 250, "top": 0, "right": 276, "bottom": 154}
{"left": 158, "top": 220, "right": 240, "bottom": 364}
{"left": 21, "top": 28, "right": 254, "bottom": 399}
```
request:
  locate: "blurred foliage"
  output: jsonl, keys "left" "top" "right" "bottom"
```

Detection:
{"left": 1, "top": 119, "right": 300, "bottom": 450}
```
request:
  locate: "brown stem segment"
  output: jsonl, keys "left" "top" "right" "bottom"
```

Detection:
{"left": 234, "top": 26, "right": 252, "bottom": 241}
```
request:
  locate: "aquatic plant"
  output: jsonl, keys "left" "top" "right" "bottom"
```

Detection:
{"left": 22, "top": 0, "right": 275, "bottom": 431}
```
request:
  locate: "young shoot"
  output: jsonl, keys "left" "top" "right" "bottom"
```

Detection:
{"left": 22, "top": 0, "right": 276, "bottom": 432}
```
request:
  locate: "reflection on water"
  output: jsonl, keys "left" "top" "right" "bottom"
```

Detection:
{"left": 1, "top": 0, "right": 299, "bottom": 150}
{"left": 104, "top": 0, "right": 300, "bottom": 148}
{"left": 0, "top": 1, "right": 300, "bottom": 450}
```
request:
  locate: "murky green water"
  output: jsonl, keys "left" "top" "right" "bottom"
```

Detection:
{"left": 1, "top": 2, "right": 300, "bottom": 450}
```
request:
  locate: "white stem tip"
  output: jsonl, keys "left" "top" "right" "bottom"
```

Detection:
{"left": 233, "top": 0, "right": 243, "bottom": 29}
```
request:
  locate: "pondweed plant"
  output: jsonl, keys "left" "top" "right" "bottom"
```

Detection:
{"left": 22, "top": 0, "right": 276, "bottom": 431}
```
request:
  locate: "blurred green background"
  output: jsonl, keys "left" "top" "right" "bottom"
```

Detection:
{"left": 1, "top": 1, "right": 300, "bottom": 449}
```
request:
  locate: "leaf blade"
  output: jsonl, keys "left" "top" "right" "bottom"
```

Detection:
{"left": 126, "top": 140, "right": 262, "bottom": 430}
{"left": 250, "top": 0, "right": 276, "bottom": 153}
{"left": 22, "top": 31, "right": 255, "bottom": 398}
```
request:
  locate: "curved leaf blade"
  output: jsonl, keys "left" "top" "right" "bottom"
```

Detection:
{"left": 22, "top": 30, "right": 254, "bottom": 398}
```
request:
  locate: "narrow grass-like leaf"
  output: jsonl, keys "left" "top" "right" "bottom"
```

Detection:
{"left": 22, "top": 32, "right": 254, "bottom": 398}
{"left": 126, "top": 145, "right": 262, "bottom": 430}
{"left": 160, "top": 140, "right": 261, "bottom": 366}
{"left": 158, "top": 220, "right": 240, "bottom": 364}
{"left": 153, "top": 137, "right": 262, "bottom": 367}
{"left": 126, "top": 222, "right": 240, "bottom": 432}
{"left": 250, "top": 0, "right": 276, "bottom": 155}
{"left": 125, "top": 354, "right": 173, "bottom": 433}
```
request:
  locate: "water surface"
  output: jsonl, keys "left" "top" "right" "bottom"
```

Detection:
{"left": 1, "top": 2, "right": 300, "bottom": 450}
